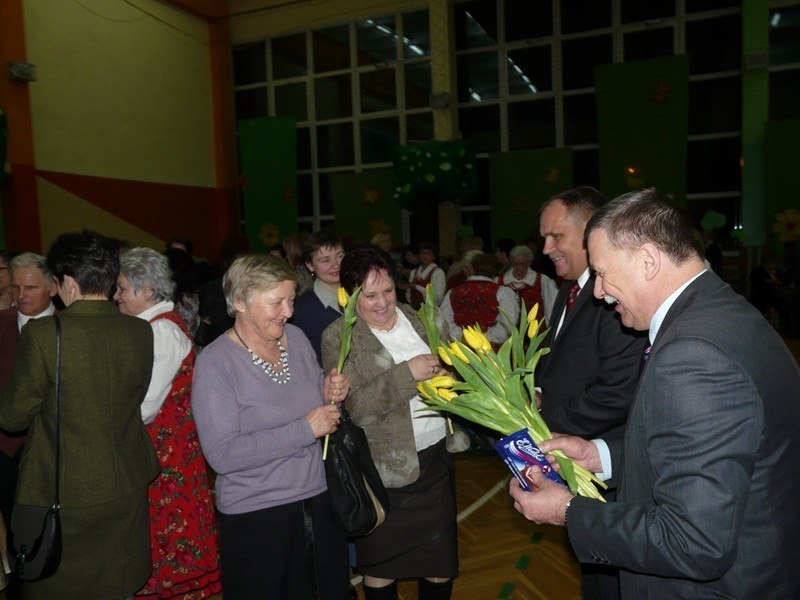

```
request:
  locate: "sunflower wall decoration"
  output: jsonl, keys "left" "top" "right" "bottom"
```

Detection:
{"left": 772, "top": 209, "right": 800, "bottom": 243}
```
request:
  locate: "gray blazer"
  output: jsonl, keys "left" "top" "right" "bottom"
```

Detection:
{"left": 322, "top": 304, "right": 468, "bottom": 488}
{"left": 567, "top": 272, "right": 800, "bottom": 599}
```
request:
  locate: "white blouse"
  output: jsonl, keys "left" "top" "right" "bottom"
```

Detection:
{"left": 370, "top": 308, "right": 447, "bottom": 451}
{"left": 136, "top": 301, "right": 192, "bottom": 424}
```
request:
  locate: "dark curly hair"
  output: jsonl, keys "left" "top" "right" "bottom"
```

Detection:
{"left": 339, "top": 247, "right": 396, "bottom": 294}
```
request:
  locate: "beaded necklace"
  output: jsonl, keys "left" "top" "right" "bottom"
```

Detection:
{"left": 233, "top": 328, "right": 291, "bottom": 384}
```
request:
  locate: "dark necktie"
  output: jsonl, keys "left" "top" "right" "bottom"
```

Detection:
{"left": 640, "top": 344, "right": 652, "bottom": 375}
{"left": 565, "top": 281, "right": 581, "bottom": 314}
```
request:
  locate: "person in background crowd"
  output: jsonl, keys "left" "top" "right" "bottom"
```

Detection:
{"left": 116, "top": 248, "right": 222, "bottom": 599}
{"left": 322, "top": 248, "right": 469, "bottom": 600}
{"left": 370, "top": 232, "right": 393, "bottom": 256}
{"left": 446, "top": 235, "right": 484, "bottom": 280}
{"left": 441, "top": 252, "right": 518, "bottom": 346}
{"left": 166, "top": 236, "right": 213, "bottom": 290}
{"left": 283, "top": 231, "right": 314, "bottom": 296}
{"left": 195, "top": 235, "right": 252, "bottom": 348}
{"left": 511, "top": 188, "right": 800, "bottom": 600}
{"left": 394, "top": 245, "right": 419, "bottom": 304}
{"left": 0, "top": 250, "right": 21, "bottom": 311}
{"left": 445, "top": 249, "right": 481, "bottom": 292}
{"left": 406, "top": 241, "right": 445, "bottom": 308}
{"left": 268, "top": 244, "right": 287, "bottom": 261}
{"left": 700, "top": 228, "right": 723, "bottom": 276}
{"left": 192, "top": 254, "right": 350, "bottom": 599}
{"left": 499, "top": 245, "right": 558, "bottom": 325}
{"left": 292, "top": 231, "right": 345, "bottom": 364}
{"left": 0, "top": 231, "right": 159, "bottom": 600}
{"left": 0, "top": 252, "right": 58, "bottom": 600}
{"left": 165, "top": 247, "right": 200, "bottom": 338}
{"left": 493, "top": 238, "right": 516, "bottom": 274}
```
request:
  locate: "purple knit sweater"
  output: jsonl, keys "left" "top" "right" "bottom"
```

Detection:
{"left": 192, "top": 324, "right": 327, "bottom": 514}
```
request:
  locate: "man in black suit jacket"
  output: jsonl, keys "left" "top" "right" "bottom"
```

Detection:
{"left": 536, "top": 187, "right": 644, "bottom": 600}
{"left": 511, "top": 189, "right": 800, "bottom": 599}
{"left": 537, "top": 187, "right": 645, "bottom": 439}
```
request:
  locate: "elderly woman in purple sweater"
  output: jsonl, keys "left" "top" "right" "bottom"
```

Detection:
{"left": 192, "top": 254, "right": 350, "bottom": 599}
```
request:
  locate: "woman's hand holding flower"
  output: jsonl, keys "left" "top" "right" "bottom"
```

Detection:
{"left": 323, "top": 369, "right": 350, "bottom": 404}
{"left": 306, "top": 403, "right": 342, "bottom": 439}
{"left": 408, "top": 354, "right": 444, "bottom": 381}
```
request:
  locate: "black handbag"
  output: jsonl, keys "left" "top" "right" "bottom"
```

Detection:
{"left": 324, "top": 405, "right": 389, "bottom": 538}
{"left": 9, "top": 316, "right": 63, "bottom": 581}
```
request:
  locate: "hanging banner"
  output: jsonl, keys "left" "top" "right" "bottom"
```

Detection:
{"left": 595, "top": 55, "right": 689, "bottom": 203}
{"left": 238, "top": 117, "right": 297, "bottom": 251}
{"left": 330, "top": 168, "right": 401, "bottom": 247}
{"left": 489, "top": 147, "right": 573, "bottom": 244}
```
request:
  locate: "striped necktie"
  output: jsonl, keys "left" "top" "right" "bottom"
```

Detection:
{"left": 565, "top": 281, "right": 581, "bottom": 314}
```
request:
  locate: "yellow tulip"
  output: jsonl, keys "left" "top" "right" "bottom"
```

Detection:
{"left": 526, "top": 303, "right": 540, "bottom": 324}
{"left": 437, "top": 388, "right": 457, "bottom": 401}
{"left": 462, "top": 326, "right": 482, "bottom": 351}
{"left": 417, "top": 382, "right": 433, "bottom": 400}
{"left": 438, "top": 346, "right": 453, "bottom": 366}
{"left": 463, "top": 326, "right": 491, "bottom": 354}
{"left": 337, "top": 287, "right": 349, "bottom": 309}
{"left": 429, "top": 375, "right": 455, "bottom": 388}
{"left": 449, "top": 342, "right": 470, "bottom": 364}
{"left": 527, "top": 318, "right": 539, "bottom": 340}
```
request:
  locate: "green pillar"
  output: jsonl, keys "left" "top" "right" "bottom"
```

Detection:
{"left": 741, "top": 0, "right": 769, "bottom": 246}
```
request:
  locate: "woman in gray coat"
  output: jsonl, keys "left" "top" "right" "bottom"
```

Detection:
{"left": 322, "top": 248, "right": 468, "bottom": 600}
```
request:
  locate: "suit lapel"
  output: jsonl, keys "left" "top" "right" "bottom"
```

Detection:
{"left": 546, "top": 275, "right": 595, "bottom": 350}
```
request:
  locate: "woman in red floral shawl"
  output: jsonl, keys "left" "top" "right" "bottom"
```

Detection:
{"left": 117, "top": 248, "right": 221, "bottom": 600}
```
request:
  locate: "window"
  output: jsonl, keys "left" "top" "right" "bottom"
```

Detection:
{"left": 232, "top": 0, "right": 751, "bottom": 233}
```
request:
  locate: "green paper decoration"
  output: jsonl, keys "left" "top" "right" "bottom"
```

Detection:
{"left": 393, "top": 140, "right": 478, "bottom": 209}
{"left": 700, "top": 210, "right": 727, "bottom": 231}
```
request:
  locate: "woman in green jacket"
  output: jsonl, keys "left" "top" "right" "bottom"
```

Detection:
{"left": 0, "top": 232, "right": 160, "bottom": 600}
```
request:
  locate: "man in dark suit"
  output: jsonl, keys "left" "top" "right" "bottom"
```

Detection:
{"left": 536, "top": 187, "right": 644, "bottom": 439}
{"left": 536, "top": 187, "right": 644, "bottom": 600}
{"left": 0, "top": 252, "right": 57, "bottom": 599}
{"left": 511, "top": 189, "right": 800, "bottom": 599}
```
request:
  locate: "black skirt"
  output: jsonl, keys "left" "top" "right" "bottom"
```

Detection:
{"left": 355, "top": 439, "right": 458, "bottom": 579}
{"left": 217, "top": 491, "right": 350, "bottom": 600}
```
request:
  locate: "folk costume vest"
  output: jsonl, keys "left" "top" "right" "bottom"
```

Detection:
{"left": 449, "top": 280, "right": 501, "bottom": 331}
{"left": 409, "top": 265, "right": 435, "bottom": 307}
{"left": 499, "top": 272, "right": 544, "bottom": 321}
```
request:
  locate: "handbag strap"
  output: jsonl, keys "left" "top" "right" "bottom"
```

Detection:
{"left": 54, "top": 315, "right": 61, "bottom": 509}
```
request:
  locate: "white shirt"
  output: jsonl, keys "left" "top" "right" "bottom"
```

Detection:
{"left": 441, "top": 275, "right": 519, "bottom": 344}
{"left": 502, "top": 268, "right": 559, "bottom": 325}
{"left": 554, "top": 267, "right": 591, "bottom": 338}
{"left": 136, "top": 300, "right": 192, "bottom": 424}
{"left": 18, "top": 303, "right": 56, "bottom": 332}
{"left": 370, "top": 308, "right": 447, "bottom": 451}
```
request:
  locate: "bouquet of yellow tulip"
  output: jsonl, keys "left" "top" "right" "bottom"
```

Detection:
{"left": 417, "top": 302, "right": 607, "bottom": 501}
{"left": 323, "top": 285, "right": 362, "bottom": 460}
